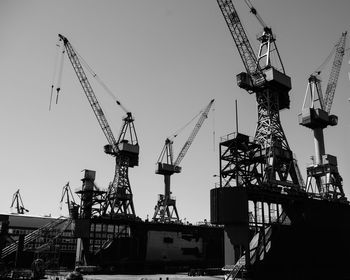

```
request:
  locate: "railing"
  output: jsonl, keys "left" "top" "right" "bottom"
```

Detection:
{"left": 226, "top": 210, "right": 290, "bottom": 279}
{"left": 1, "top": 216, "right": 69, "bottom": 259}
{"left": 94, "top": 225, "right": 130, "bottom": 254}
{"left": 220, "top": 132, "right": 254, "bottom": 143}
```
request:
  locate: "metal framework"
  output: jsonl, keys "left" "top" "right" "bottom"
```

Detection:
{"left": 220, "top": 133, "right": 264, "bottom": 188}
{"left": 59, "top": 34, "right": 139, "bottom": 218}
{"left": 153, "top": 99, "right": 214, "bottom": 223}
{"left": 216, "top": 0, "right": 302, "bottom": 191}
{"left": 10, "top": 189, "right": 28, "bottom": 214}
{"left": 213, "top": 1, "right": 307, "bottom": 277}
{"left": 299, "top": 32, "right": 347, "bottom": 201}
{"left": 324, "top": 32, "right": 347, "bottom": 114}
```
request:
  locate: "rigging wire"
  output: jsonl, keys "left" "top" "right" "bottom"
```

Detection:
{"left": 49, "top": 42, "right": 61, "bottom": 111}
{"left": 314, "top": 44, "right": 350, "bottom": 76}
{"left": 169, "top": 109, "right": 202, "bottom": 140}
{"left": 55, "top": 43, "right": 66, "bottom": 104}
{"left": 244, "top": 0, "right": 268, "bottom": 29}
{"left": 54, "top": 36, "right": 130, "bottom": 116}
{"left": 73, "top": 45, "right": 130, "bottom": 114}
{"left": 314, "top": 44, "right": 336, "bottom": 75}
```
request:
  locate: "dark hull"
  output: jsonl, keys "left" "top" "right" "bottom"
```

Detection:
{"left": 89, "top": 219, "right": 224, "bottom": 273}
{"left": 251, "top": 197, "right": 350, "bottom": 280}
{"left": 0, "top": 214, "right": 224, "bottom": 274}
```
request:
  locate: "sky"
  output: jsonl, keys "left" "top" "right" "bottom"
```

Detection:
{"left": 0, "top": 0, "right": 350, "bottom": 223}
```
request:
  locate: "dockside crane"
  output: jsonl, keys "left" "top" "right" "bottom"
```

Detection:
{"left": 216, "top": 0, "right": 302, "bottom": 189}
{"left": 10, "top": 189, "right": 28, "bottom": 214}
{"left": 58, "top": 34, "right": 139, "bottom": 219}
{"left": 60, "top": 182, "right": 80, "bottom": 218}
{"left": 153, "top": 99, "right": 214, "bottom": 223}
{"left": 211, "top": 0, "right": 307, "bottom": 275}
{"left": 299, "top": 32, "right": 347, "bottom": 201}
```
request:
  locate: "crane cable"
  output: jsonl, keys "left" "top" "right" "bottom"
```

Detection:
{"left": 314, "top": 44, "right": 337, "bottom": 76}
{"left": 168, "top": 109, "right": 202, "bottom": 141}
{"left": 314, "top": 46, "right": 350, "bottom": 77}
{"left": 51, "top": 38, "right": 130, "bottom": 115}
{"left": 55, "top": 43, "right": 65, "bottom": 104}
{"left": 313, "top": 41, "right": 350, "bottom": 75}
{"left": 49, "top": 42, "right": 61, "bottom": 111}
{"left": 244, "top": 0, "right": 268, "bottom": 29}
{"left": 72, "top": 44, "right": 130, "bottom": 114}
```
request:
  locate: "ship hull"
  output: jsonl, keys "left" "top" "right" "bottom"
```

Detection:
{"left": 251, "top": 197, "right": 350, "bottom": 280}
{"left": 0, "top": 214, "right": 224, "bottom": 274}
{"left": 91, "top": 219, "right": 224, "bottom": 273}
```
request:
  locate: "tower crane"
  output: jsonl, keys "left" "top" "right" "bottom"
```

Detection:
{"left": 153, "top": 99, "right": 214, "bottom": 223}
{"left": 299, "top": 32, "right": 347, "bottom": 201}
{"left": 216, "top": 0, "right": 302, "bottom": 189}
{"left": 58, "top": 34, "right": 139, "bottom": 219}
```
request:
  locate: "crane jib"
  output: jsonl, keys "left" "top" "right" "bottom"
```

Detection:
{"left": 59, "top": 34, "right": 119, "bottom": 150}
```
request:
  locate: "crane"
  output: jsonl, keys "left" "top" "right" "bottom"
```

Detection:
{"left": 10, "top": 189, "right": 28, "bottom": 214}
{"left": 217, "top": 0, "right": 302, "bottom": 189}
{"left": 60, "top": 182, "right": 80, "bottom": 218}
{"left": 58, "top": 34, "right": 139, "bottom": 219}
{"left": 214, "top": 1, "right": 309, "bottom": 274}
{"left": 153, "top": 99, "right": 215, "bottom": 223}
{"left": 299, "top": 32, "right": 347, "bottom": 201}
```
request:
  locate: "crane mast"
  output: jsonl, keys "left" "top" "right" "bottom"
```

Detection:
{"left": 299, "top": 32, "right": 347, "bottom": 201}
{"left": 153, "top": 99, "right": 214, "bottom": 223}
{"left": 58, "top": 34, "right": 139, "bottom": 219}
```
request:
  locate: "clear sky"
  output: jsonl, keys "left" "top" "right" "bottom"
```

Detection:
{"left": 0, "top": 0, "right": 350, "bottom": 222}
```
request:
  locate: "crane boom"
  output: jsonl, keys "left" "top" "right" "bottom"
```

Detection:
{"left": 217, "top": 0, "right": 259, "bottom": 79}
{"left": 174, "top": 99, "right": 214, "bottom": 166}
{"left": 324, "top": 31, "right": 347, "bottom": 114}
{"left": 217, "top": 0, "right": 287, "bottom": 92}
{"left": 58, "top": 34, "right": 118, "bottom": 152}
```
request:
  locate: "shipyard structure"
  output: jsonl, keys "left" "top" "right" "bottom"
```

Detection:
{"left": 210, "top": 0, "right": 350, "bottom": 279}
{"left": 0, "top": 33, "right": 224, "bottom": 275}
{"left": 1, "top": 1, "right": 350, "bottom": 279}
{"left": 0, "top": 169, "right": 224, "bottom": 274}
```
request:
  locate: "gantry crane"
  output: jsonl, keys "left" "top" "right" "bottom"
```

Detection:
{"left": 153, "top": 99, "right": 214, "bottom": 223}
{"left": 299, "top": 32, "right": 347, "bottom": 201}
{"left": 10, "top": 189, "right": 28, "bottom": 214}
{"left": 217, "top": 0, "right": 302, "bottom": 189}
{"left": 58, "top": 34, "right": 139, "bottom": 219}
